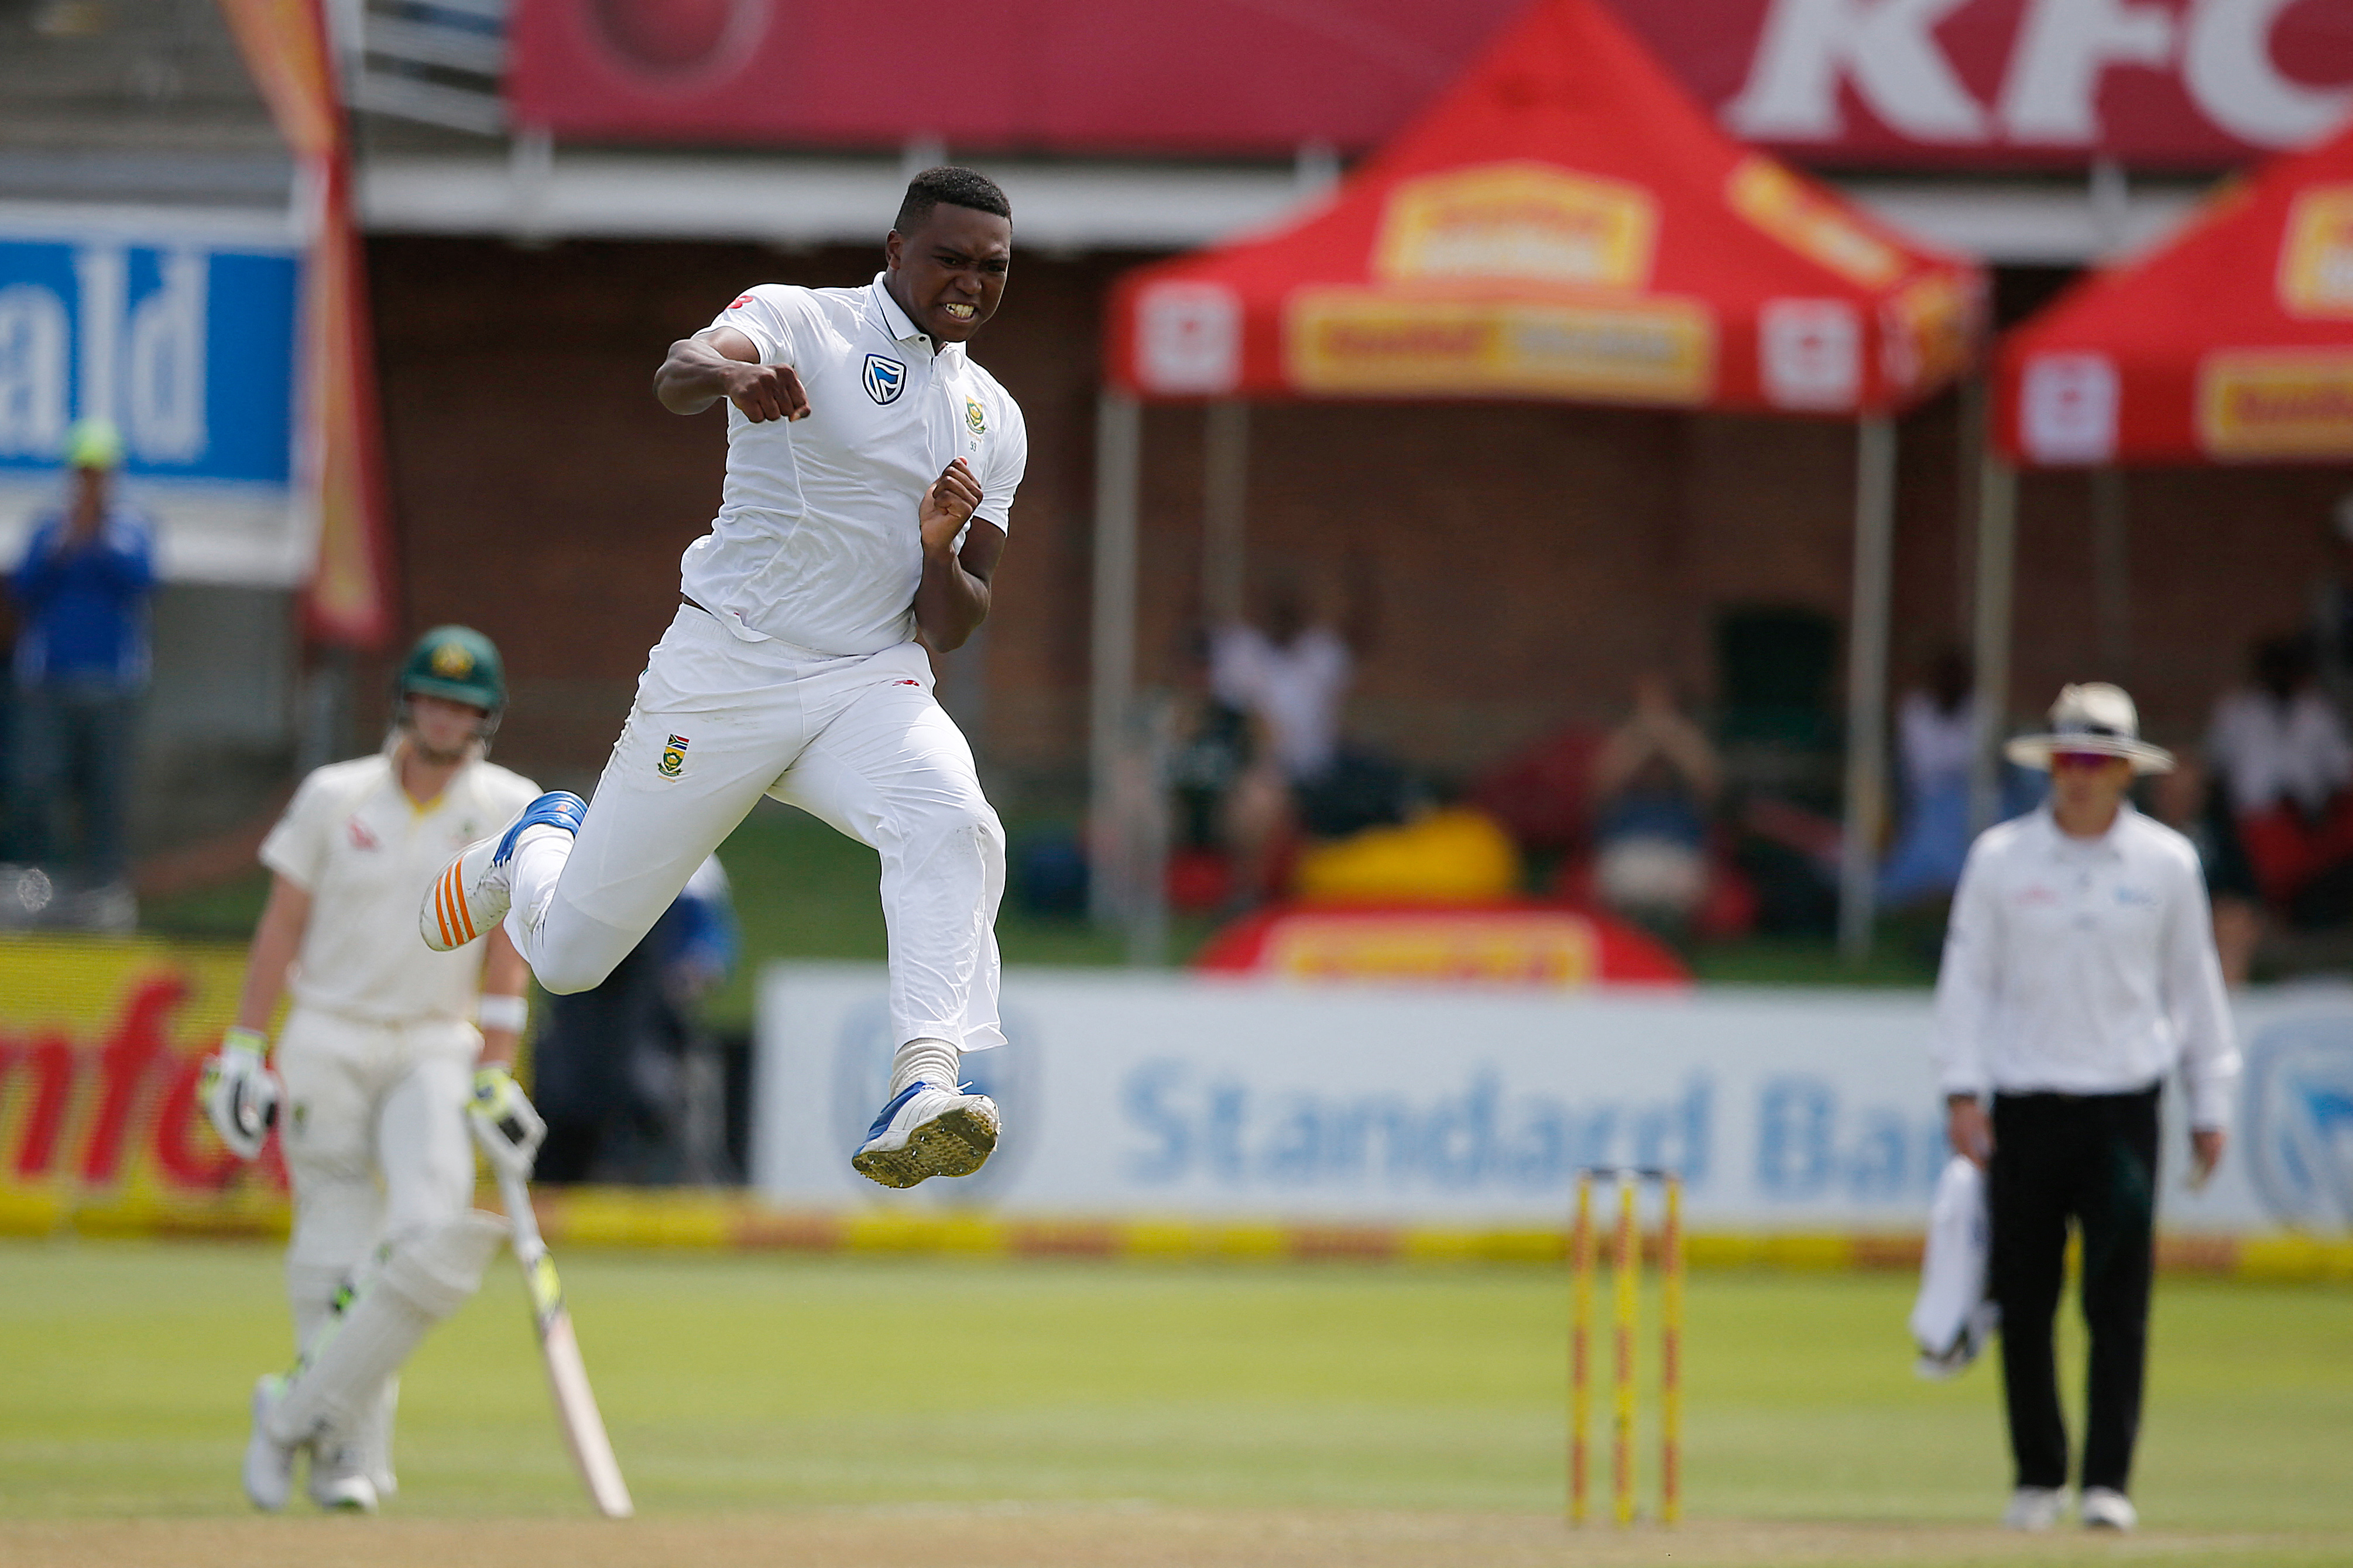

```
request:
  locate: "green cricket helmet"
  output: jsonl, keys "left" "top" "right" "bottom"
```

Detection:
{"left": 396, "top": 625, "right": 506, "bottom": 717}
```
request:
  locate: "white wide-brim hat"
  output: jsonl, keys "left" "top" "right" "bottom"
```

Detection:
{"left": 2002, "top": 682, "right": 2176, "bottom": 774}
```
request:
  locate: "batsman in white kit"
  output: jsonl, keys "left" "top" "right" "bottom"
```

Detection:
{"left": 423, "top": 166, "right": 1025, "bottom": 1190}
{"left": 199, "top": 626, "right": 548, "bottom": 1511}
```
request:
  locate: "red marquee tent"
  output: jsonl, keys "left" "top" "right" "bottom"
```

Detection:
{"left": 1950, "top": 122, "right": 2353, "bottom": 839}
{"left": 1996, "top": 115, "right": 2353, "bottom": 469}
{"left": 1086, "top": 0, "right": 1987, "bottom": 956}
{"left": 1103, "top": 0, "right": 1980, "bottom": 416}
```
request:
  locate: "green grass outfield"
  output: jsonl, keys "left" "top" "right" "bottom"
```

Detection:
{"left": 2, "top": 1240, "right": 2348, "bottom": 1566}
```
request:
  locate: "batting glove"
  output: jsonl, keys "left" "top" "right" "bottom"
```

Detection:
{"left": 199, "top": 1028, "right": 280, "bottom": 1161}
{"left": 468, "top": 1065, "right": 546, "bottom": 1180}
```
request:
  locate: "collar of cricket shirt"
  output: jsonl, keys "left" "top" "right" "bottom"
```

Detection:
{"left": 870, "top": 273, "right": 958, "bottom": 363}
{"left": 2040, "top": 800, "right": 2134, "bottom": 859}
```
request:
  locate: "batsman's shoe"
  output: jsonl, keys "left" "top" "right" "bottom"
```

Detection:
{"left": 852, "top": 1081, "right": 999, "bottom": 1189}
{"left": 242, "top": 1375, "right": 297, "bottom": 1512}
{"left": 2080, "top": 1488, "right": 2136, "bottom": 1531}
{"left": 2001, "top": 1486, "right": 2064, "bottom": 1532}
{"left": 420, "top": 791, "right": 585, "bottom": 952}
{"left": 307, "top": 1434, "right": 380, "bottom": 1514}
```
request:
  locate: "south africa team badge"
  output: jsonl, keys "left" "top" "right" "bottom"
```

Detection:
{"left": 965, "top": 397, "right": 986, "bottom": 435}
{"left": 863, "top": 354, "right": 906, "bottom": 405}
{"left": 658, "top": 734, "right": 690, "bottom": 778}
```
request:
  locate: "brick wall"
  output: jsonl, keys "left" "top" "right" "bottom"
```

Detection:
{"left": 365, "top": 235, "right": 2353, "bottom": 804}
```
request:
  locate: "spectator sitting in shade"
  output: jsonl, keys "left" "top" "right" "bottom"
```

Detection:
{"left": 8, "top": 420, "right": 155, "bottom": 928}
{"left": 1878, "top": 647, "right": 1979, "bottom": 909}
{"left": 2207, "top": 633, "right": 2353, "bottom": 926}
{"left": 2146, "top": 755, "right": 2263, "bottom": 986}
{"left": 1589, "top": 671, "right": 1721, "bottom": 931}
{"left": 2310, "top": 490, "right": 2353, "bottom": 715}
{"left": 1212, "top": 574, "right": 1404, "bottom": 901}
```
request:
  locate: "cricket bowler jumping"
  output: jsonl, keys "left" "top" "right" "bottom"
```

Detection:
{"left": 423, "top": 166, "right": 1025, "bottom": 1190}
{"left": 201, "top": 626, "right": 548, "bottom": 1511}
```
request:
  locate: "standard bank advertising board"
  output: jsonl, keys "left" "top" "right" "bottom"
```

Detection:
{"left": 757, "top": 965, "right": 2353, "bottom": 1236}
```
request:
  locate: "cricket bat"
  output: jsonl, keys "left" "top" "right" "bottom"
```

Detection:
{"left": 497, "top": 1166, "right": 634, "bottom": 1518}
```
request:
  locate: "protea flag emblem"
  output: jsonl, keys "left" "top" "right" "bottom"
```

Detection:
{"left": 658, "top": 735, "right": 690, "bottom": 778}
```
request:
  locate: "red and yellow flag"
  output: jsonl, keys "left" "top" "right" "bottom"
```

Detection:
{"left": 215, "top": 0, "right": 396, "bottom": 648}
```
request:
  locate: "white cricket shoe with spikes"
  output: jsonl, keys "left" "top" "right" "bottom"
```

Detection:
{"left": 851, "top": 1082, "right": 999, "bottom": 1189}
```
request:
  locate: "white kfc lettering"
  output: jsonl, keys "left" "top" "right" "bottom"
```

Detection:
{"left": 1726, "top": 0, "right": 2352, "bottom": 156}
{"left": 2001, "top": 0, "right": 2177, "bottom": 144}
{"left": 1726, "top": 0, "right": 1989, "bottom": 143}
{"left": 2184, "top": 0, "right": 2353, "bottom": 147}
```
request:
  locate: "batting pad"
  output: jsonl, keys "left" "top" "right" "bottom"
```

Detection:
{"left": 266, "top": 1211, "right": 506, "bottom": 1445}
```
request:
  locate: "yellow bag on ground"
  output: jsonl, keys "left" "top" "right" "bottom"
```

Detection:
{"left": 1292, "top": 808, "right": 1521, "bottom": 904}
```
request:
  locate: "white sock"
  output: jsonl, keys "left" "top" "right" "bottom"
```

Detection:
{"left": 890, "top": 1038, "right": 959, "bottom": 1098}
{"left": 499, "top": 824, "right": 574, "bottom": 959}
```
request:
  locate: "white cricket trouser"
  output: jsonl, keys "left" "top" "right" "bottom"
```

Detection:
{"left": 275, "top": 1007, "right": 478, "bottom": 1341}
{"left": 509, "top": 605, "right": 1007, "bottom": 1052}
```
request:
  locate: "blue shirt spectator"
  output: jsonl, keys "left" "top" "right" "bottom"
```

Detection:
{"left": 6, "top": 421, "right": 156, "bottom": 904}
{"left": 13, "top": 499, "right": 156, "bottom": 688}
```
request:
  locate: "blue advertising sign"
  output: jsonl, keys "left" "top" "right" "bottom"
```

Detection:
{"left": 0, "top": 222, "right": 299, "bottom": 485}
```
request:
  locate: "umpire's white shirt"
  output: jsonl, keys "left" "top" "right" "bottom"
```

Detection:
{"left": 684, "top": 275, "right": 1028, "bottom": 657}
{"left": 262, "top": 754, "right": 540, "bottom": 1024}
{"left": 1931, "top": 804, "right": 2238, "bottom": 1128}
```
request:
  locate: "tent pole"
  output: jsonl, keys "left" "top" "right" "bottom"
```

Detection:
{"left": 1953, "top": 374, "right": 1984, "bottom": 639}
{"left": 1839, "top": 416, "right": 1898, "bottom": 963}
{"left": 1202, "top": 401, "right": 1249, "bottom": 626}
{"left": 1089, "top": 391, "right": 1143, "bottom": 935}
{"left": 1969, "top": 457, "right": 2018, "bottom": 832}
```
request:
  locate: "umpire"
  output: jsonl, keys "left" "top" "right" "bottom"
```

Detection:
{"left": 1932, "top": 683, "right": 2238, "bottom": 1533}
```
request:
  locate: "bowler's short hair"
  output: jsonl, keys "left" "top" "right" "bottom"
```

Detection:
{"left": 895, "top": 166, "right": 1011, "bottom": 235}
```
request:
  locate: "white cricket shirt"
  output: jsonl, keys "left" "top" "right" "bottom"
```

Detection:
{"left": 1210, "top": 624, "right": 1352, "bottom": 781}
{"left": 682, "top": 274, "right": 1029, "bottom": 656}
{"left": 260, "top": 753, "right": 540, "bottom": 1024}
{"left": 1930, "top": 804, "right": 2239, "bottom": 1127}
{"left": 2206, "top": 687, "right": 2353, "bottom": 815}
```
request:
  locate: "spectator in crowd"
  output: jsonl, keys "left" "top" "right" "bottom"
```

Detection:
{"left": 1163, "top": 627, "right": 1255, "bottom": 910}
{"left": 1211, "top": 574, "right": 1403, "bottom": 900}
{"left": 1589, "top": 671, "right": 1721, "bottom": 930}
{"left": 2206, "top": 633, "right": 2353, "bottom": 924}
{"left": 2309, "top": 491, "right": 2353, "bottom": 713}
{"left": 1878, "top": 647, "right": 1979, "bottom": 908}
{"left": 8, "top": 420, "right": 155, "bottom": 927}
{"left": 2146, "top": 756, "right": 2263, "bottom": 986}
{"left": 531, "top": 853, "right": 738, "bottom": 1183}
{"left": 1934, "top": 682, "right": 2236, "bottom": 1533}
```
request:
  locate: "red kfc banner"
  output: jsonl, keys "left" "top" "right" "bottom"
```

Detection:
{"left": 510, "top": 0, "right": 2353, "bottom": 171}
{"left": 0, "top": 939, "right": 289, "bottom": 1239}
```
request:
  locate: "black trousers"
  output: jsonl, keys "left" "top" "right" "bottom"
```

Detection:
{"left": 1988, "top": 1084, "right": 2162, "bottom": 1494}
